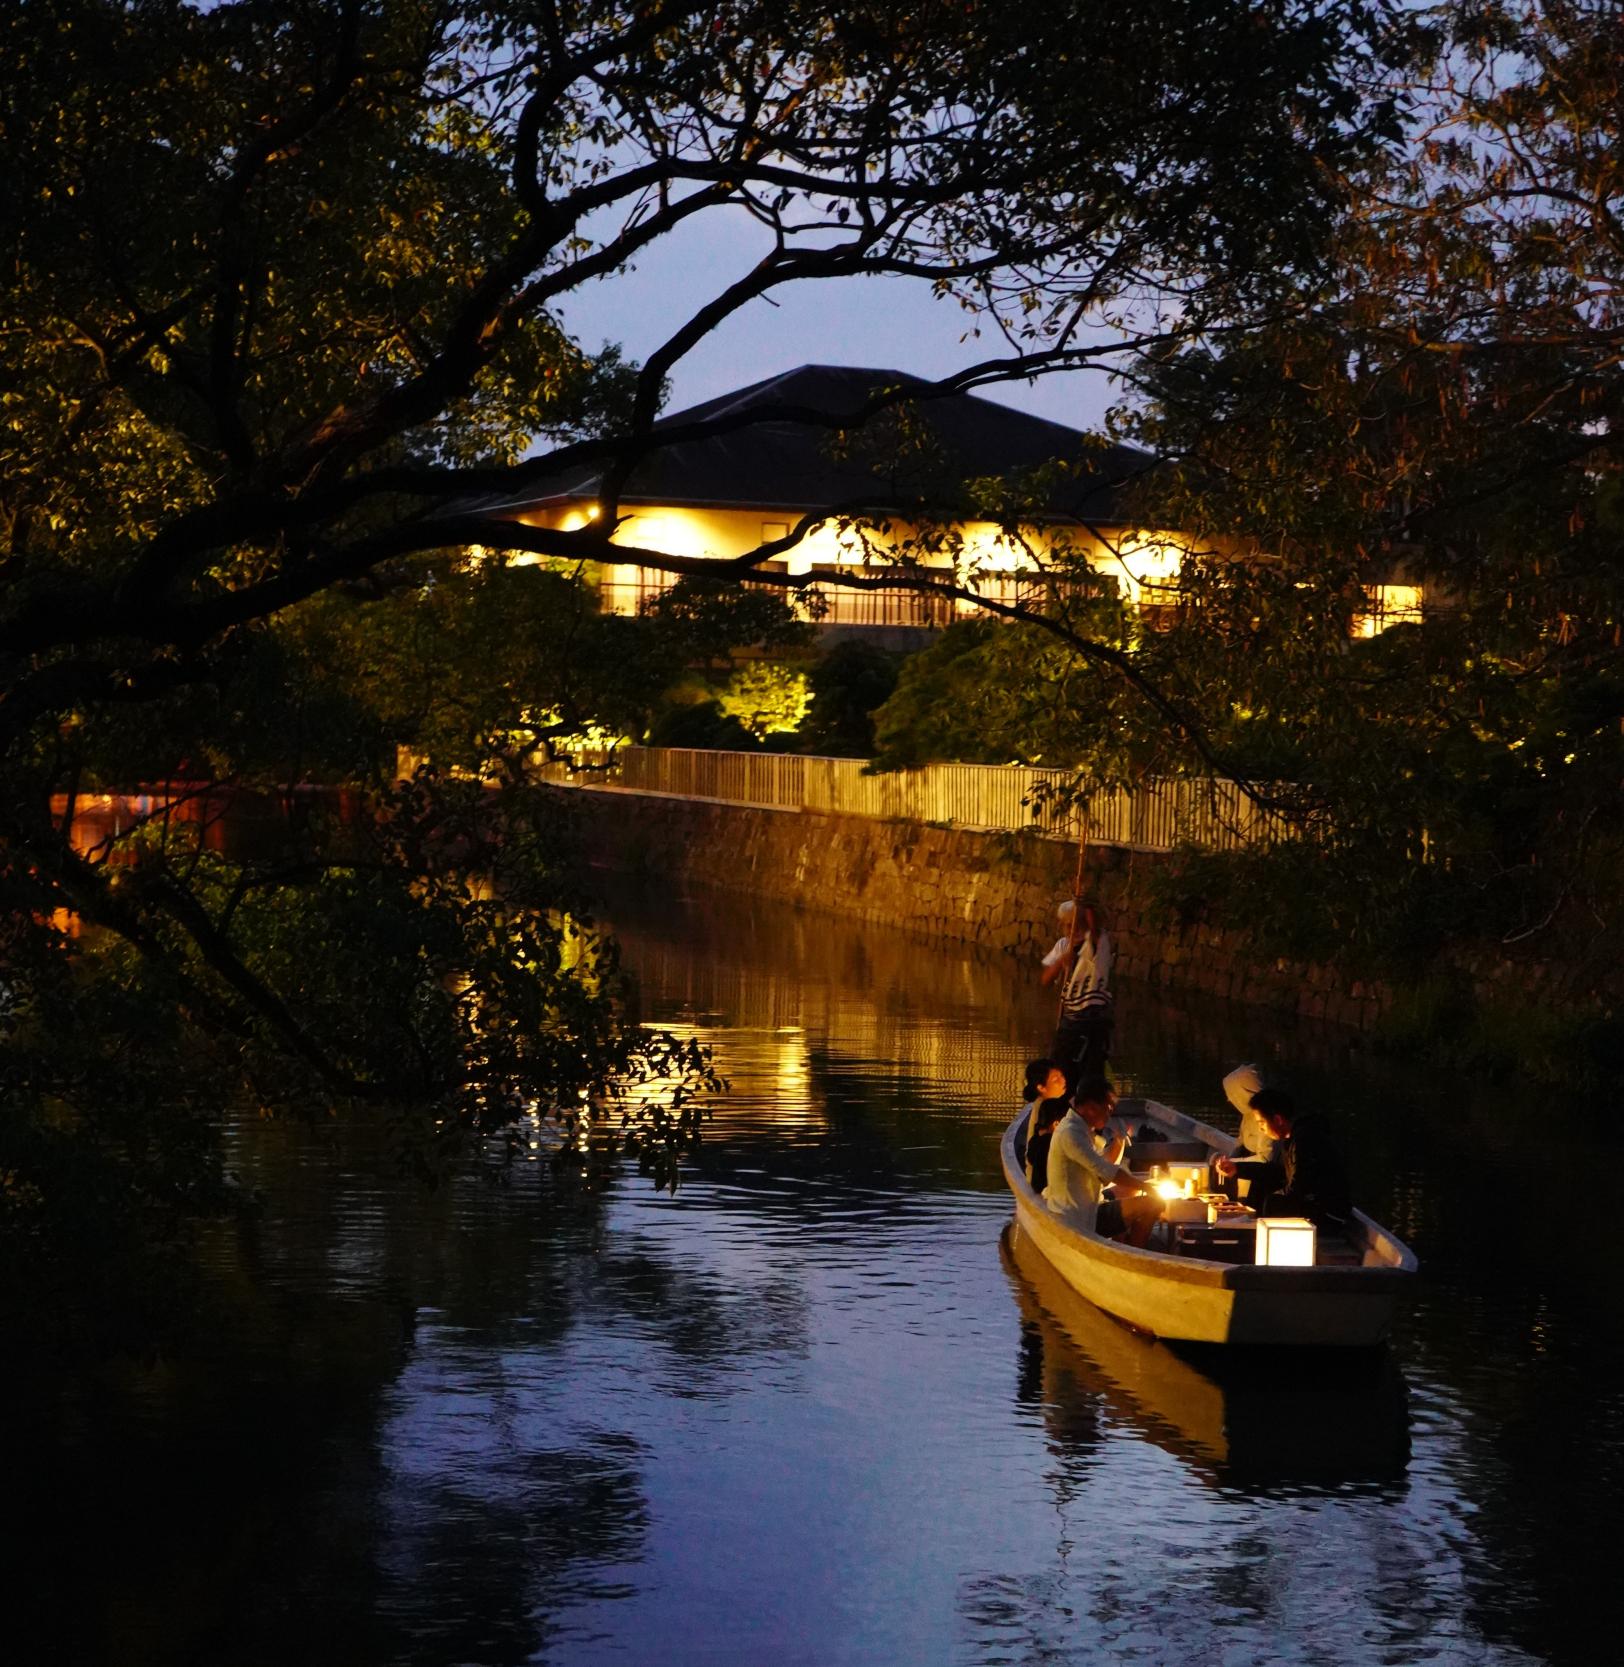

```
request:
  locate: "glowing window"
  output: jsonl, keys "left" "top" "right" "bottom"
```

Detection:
{"left": 1354, "top": 585, "right": 1423, "bottom": 637}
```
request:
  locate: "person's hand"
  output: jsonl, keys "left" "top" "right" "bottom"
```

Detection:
{"left": 1214, "top": 1155, "right": 1236, "bottom": 1178}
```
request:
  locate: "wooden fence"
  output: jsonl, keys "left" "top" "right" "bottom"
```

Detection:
{"left": 549, "top": 746, "right": 1279, "bottom": 853}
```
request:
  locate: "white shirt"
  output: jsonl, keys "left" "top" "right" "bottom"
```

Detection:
{"left": 1046, "top": 1110, "right": 1120, "bottom": 1232}
{"left": 1094, "top": 1114, "right": 1134, "bottom": 1163}
{"left": 1223, "top": 1062, "right": 1275, "bottom": 1160}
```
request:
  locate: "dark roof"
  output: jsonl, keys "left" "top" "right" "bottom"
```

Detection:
{"left": 485, "top": 364, "right": 1152, "bottom": 524}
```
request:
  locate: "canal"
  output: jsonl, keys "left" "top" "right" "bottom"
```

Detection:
{"left": 8, "top": 883, "right": 1618, "bottom": 1665}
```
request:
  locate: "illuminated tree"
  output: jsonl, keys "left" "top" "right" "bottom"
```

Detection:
{"left": 716, "top": 663, "right": 811, "bottom": 740}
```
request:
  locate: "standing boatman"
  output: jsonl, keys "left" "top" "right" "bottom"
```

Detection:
{"left": 1040, "top": 899, "right": 1114, "bottom": 1092}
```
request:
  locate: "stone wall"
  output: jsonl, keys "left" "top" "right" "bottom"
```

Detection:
{"left": 559, "top": 786, "right": 1392, "bottom": 1030}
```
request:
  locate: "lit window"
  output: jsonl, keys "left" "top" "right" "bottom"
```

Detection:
{"left": 1354, "top": 585, "right": 1423, "bottom": 637}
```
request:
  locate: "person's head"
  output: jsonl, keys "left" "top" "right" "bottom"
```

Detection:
{"left": 1248, "top": 1086, "right": 1297, "bottom": 1139}
{"left": 1023, "top": 1057, "right": 1067, "bottom": 1103}
{"left": 1033, "top": 1097, "right": 1065, "bottom": 1134}
{"left": 1056, "top": 898, "right": 1103, "bottom": 943}
{"left": 1073, "top": 1075, "right": 1116, "bottom": 1129}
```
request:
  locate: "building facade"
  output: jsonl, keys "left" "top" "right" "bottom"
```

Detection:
{"left": 482, "top": 364, "right": 1418, "bottom": 640}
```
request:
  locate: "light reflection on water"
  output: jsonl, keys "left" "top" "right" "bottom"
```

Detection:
{"left": 8, "top": 883, "right": 1617, "bottom": 1665}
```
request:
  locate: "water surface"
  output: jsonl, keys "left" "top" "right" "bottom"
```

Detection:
{"left": 10, "top": 885, "right": 1618, "bottom": 1665}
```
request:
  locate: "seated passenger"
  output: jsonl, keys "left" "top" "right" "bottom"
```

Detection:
{"left": 1214, "top": 1086, "right": 1352, "bottom": 1230}
{"left": 1221, "top": 1061, "right": 1277, "bottom": 1163}
{"left": 1015, "top": 1057, "right": 1068, "bottom": 1188}
{"left": 1046, "top": 1077, "right": 1162, "bottom": 1248}
{"left": 1026, "top": 1096, "right": 1066, "bottom": 1195}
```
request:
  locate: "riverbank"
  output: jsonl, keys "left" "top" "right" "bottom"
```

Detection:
{"left": 556, "top": 782, "right": 1623, "bottom": 1083}
{"left": 558, "top": 785, "right": 1387, "bottom": 1027}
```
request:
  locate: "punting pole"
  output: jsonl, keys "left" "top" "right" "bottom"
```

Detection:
{"left": 1058, "top": 801, "right": 1089, "bottom": 1025}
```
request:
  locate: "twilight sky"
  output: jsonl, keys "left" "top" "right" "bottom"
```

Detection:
{"left": 555, "top": 207, "right": 1126, "bottom": 436}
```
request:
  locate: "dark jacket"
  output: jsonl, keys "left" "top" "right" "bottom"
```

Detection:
{"left": 1015, "top": 1101, "right": 1063, "bottom": 1193}
{"left": 1025, "top": 1128, "right": 1057, "bottom": 1195}
{"left": 1253, "top": 1120, "right": 1353, "bottom": 1226}
{"left": 1238, "top": 1113, "right": 1352, "bottom": 1225}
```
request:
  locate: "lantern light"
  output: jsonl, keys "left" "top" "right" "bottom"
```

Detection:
{"left": 1256, "top": 1216, "right": 1317, "bottom": 1267}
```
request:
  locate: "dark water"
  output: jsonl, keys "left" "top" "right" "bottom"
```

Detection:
{"left": 9, "top": 886, "right": 1620, "bottom": 1666}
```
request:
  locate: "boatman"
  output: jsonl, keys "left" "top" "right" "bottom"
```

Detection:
{"left": 1047, "top": 1077, "right": 1161, "bottom": 1247}
{"left": 1040, "top": 900, "right": 1114, "bottom": 1091}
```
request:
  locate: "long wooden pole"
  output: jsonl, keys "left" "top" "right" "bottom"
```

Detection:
{"left": 1058, "top": 802, "right": 1089, "bottom": 1025}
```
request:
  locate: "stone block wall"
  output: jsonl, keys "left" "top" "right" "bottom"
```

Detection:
{"left": 559, "top": 786, "right": 1393, "bottom": 1030}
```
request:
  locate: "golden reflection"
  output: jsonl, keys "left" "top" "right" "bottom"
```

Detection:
{"left": 619, "top": 916, "right": 1036, "bottom": 1122}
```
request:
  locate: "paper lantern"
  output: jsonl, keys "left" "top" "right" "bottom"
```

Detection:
{"left": 1255, "top": 1216, "right": 1317, "bottom": 1267}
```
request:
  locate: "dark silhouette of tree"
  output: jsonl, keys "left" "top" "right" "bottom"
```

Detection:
{"left": 0, "top": 0, "right": 1415, "bottom": 1345}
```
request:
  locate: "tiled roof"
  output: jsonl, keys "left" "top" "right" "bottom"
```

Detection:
{"left": 483, "top": 364, "right": 1152, "bottom": 523}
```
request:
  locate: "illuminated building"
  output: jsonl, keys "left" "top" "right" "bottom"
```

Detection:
{"left": 478, "top": 365, "right": 1193, "bottom": 643}
{"left": 478, "top": 365, "right": 1425, "bottom": 641}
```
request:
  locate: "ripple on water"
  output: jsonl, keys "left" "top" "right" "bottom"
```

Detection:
{"left": 13, "top": 886, "right": 1609, "bottom": 1666}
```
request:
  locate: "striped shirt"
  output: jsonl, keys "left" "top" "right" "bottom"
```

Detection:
{"left": 1050, "top": 930, "right": 1112, "bottom": 1017}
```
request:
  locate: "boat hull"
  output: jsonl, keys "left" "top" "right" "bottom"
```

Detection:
{"left": 1002, "top": 1112, "right": 1414, "bottom": 1347}
{"left": 1000, "top": 1223, "right": 1412, "bottom": 1480}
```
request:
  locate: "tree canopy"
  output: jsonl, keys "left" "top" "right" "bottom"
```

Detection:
{"left": 861, "top": 1, "right": 1623, "bottom": 1061}
{"left": 1, "top": 0, "right": 1423, "bottom": 1348}
{"left": 1115, "top": 0, "right": 1624, "bottom": 983}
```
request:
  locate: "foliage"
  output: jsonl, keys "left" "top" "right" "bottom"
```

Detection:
{"left": 646, "top": 699, "right": 762, "bottom": 752}
{"left": 1138, "top": 839, "right": 1456, "bottom": 974}
{"left": 715, "top": 663, "right": 811, "bottom": 740}
{"left": 0, "top": 890, "right": 231, "bottom": 1358}
{"left": 797, "top": 641, "right": 904, "bottom": 758}
{"left": 298, "top": 564, "right": 807, "bottom": 778}
{"left": 871, "top": 611, "right": 1150, "bottom": 772}
{"left": 2, "top": 776, "right": 726, "bottom": 1354}
{"left": 874, "top": 622, "right": 1056, "bottom": 768}
{"left": 0, "top": 0, "right": 1421, "bottom": 1348}
{"left": 833, "top": 2, "right": 1624, "bottom": 1004}
{"left": 1375, "top": 974, "right": 1624, "bottom": 1092}
{"left": 1098, "top": 0, "right": 1624, "bottom": 974}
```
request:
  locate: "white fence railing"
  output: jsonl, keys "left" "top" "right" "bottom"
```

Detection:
{"left": 549, "top": 746, "right": 1280, "bottom": 853}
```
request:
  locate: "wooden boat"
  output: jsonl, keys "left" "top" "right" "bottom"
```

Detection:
{"left": 1000, "top": 1223, "right": 1410, "bottom": 1483}
{"left": 1001, "top": 1095, "right": 1417, "bottom": 1347}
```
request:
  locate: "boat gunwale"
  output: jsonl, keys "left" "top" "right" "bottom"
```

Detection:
{"left": 1000, "top": 1111, "right": 1417, "bottom": 1290}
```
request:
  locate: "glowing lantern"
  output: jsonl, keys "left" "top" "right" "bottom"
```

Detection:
{"left": 1255, "top": 1216, "right": 1317, "bottom": 1267}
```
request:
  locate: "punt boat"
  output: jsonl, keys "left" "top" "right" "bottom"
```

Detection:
{"left": 1000, "top": 1223, "right": 1411, "bottom": 1481}
{"left": 1000, "top": 1095, "right": 1417, "bottom": 1347}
